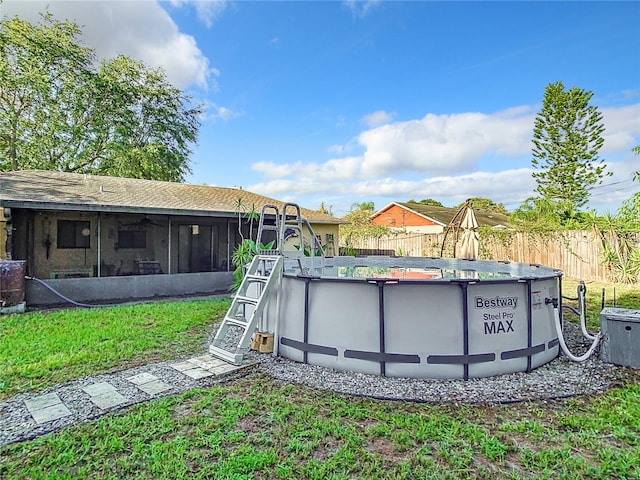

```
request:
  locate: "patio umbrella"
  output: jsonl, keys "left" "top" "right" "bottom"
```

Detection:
{"left": 456, "top": 205, "right": 479, "bottom": 260}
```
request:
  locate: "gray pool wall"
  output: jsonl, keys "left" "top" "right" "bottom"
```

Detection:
{"left": 265, "top": 256, "right": 563, "bottom": 380}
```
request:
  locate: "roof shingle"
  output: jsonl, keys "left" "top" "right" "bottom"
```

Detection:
{"left": 0, "top": 170, "right": 341, "bottom": 224}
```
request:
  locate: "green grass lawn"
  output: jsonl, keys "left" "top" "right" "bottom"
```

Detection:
{"left": 0, "top": 281, "right": 639, "bottom": 479}
{"left": 0, "top": 299, "right": 231, "bottom": 399}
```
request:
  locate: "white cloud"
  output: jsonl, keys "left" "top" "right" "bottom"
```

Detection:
{"left": 204, "top": 102, "right": 244, "bottom": 121}
{"left": 343, "top": 0, "right": 381, "bottom": 18}
{"left": 247, "top": 103, "right": 639, "bottom": 212}
{"left": 249, "top": 168, "right": 536, "bottom": 208}
{"left": 252, "top": 106, "right": 536, "bottom": 181}
{"left": 2, "top": 0, "right": 215, "bottom": 90}
{"left": 362, "top": 110, "right": 395, "bottom": 128}
{"left": 288, "top": 104, "right": 639, "bottom": 191}
{"left": 357, "top": 108, "right": 535, "bottom": 177}
{"left": 252, "top": 161, "right": 301, "bottom": 180}
{"left": 168, "top": 0, "right": 228, "bottom": 28}
{"left": 328, "top": 144, "right": 347, "bottom": 155}
{"left": 587, "top": 153, "right": 640, "bottom": 211}
{"left": 601, "top": 104, "right": 640, "bottom": 153}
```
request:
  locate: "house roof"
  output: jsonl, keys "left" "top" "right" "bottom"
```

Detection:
{"left": 0, "top": 170, "right": 342, "bottom": 224}
{"left": 374, "top": 202, "right": 511, "bottom": 228}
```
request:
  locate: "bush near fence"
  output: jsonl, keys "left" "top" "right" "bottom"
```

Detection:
{"left": 338, "top": 230, "right": 639, "bottom": 283}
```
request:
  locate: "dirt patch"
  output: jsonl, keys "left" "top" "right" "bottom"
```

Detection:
{"left": 366, "top": 436, "right": 406, "bottom": 461}
{"left": 236, "top": 415, "right": 262, "bottom": 433}
{"left": 311, "top": 442, "right": 332, "bottom": 462}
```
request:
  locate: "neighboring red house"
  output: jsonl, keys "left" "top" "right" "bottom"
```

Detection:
{"left": 371, "top": 202, "right": 511, "bottom": 233}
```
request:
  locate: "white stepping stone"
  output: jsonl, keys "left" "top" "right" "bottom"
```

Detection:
{"left": 24, "top": 392, "right": 61, "bottom": 411}
{"left": 170, "top": 361, "right": 199, "bottom": 373}
{"left": 90, "top": 392, "right": 129, "bottom": 410}
{"left": 211, "top": 363, "right": 242, "bottom": 375}
{"left": 136, "top": 379, "right": 172, "bottom": 395}
{"left": 188, "top": 355, "right": 226, "bottom": 370}
{"left": 82, "top": 382, "right": 128, "bottom": 410}
{"left": 182, "top": 367, "right": 215, "bottom": 380}
{"left": 170, "top": 355, "right": 245, "bottom": 379}
{"left": 126, "top": 372, "right": 158, "bottom": 386}
{"left": 24, "top": 393, "right": 72, "bottom": 424}
{"left": 82, "top": 382, "right": 117, "bottom": 397}
{"left": 171, "top": 364, "right": 214, "bottom": 379}
{"left": 126, "top": 373, "right": 172, "bottom": 395}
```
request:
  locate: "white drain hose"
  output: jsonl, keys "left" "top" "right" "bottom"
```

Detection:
{"left": 577, "top": 284, "right": 598, "bottom": 341}
{"left": 551, "top": 299, "right": 601, "bottom": 362}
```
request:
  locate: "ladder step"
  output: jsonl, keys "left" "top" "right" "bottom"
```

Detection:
{"left": 209, "top": 345, "right": 244, "bottom": 365}
{"left": 235, "top": 295, "right": 258, "bottom": 305}
{"left": 210, "top": 254, "right": 283, "bottom": 365}
{"left": 256, "top": 254, "right": 281, "bottom": 259}
{"left": 245, "top": 274, "right": 268, "bottom": 282}
{"left": 224, "top": 316, "right": 249, "bottom": 327}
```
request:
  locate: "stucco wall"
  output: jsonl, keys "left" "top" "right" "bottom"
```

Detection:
{"left": 309, "top": 223, "right": 340, "bottom": 256}
{"left": 278, "top": 223, "right": 340, "bottom": 257}
{"left": 25, "top": 271, "right": 234, "bottom": 307}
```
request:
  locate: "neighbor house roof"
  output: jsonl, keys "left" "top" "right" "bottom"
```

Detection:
{"left": 373, "top": 202, "right": 511, "bottom": 228}
{"left": 0, "top": 170, "right": 342, "bottom": 224}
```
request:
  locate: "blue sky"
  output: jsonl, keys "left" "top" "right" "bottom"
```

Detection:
{"left": 3, "top": 1, "right": 640, "bottom": 216}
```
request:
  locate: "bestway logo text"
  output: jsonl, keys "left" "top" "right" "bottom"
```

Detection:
{"left": 474, "top": 296, "right": 518, "bottom": 309}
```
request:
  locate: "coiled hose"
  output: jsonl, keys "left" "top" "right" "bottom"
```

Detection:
{"left": 549, "top": 296, "right": 602, "bottom": 362}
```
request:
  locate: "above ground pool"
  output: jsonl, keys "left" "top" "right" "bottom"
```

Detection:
{"left": 268, "top": 256, "right": 563, "bottom": 380}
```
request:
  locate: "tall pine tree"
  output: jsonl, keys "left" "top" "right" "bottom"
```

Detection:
{"left": 531, "top": 81, "right": 609, "bottom": 211}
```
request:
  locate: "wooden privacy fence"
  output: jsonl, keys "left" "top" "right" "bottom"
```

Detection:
{"left": 339, "top": 230, "right": 622, "bottom": 282}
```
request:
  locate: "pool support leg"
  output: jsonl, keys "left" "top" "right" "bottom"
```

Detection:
{"left": 303, "top": 277, "right": 311, "bottom": 364}
{"left": 461, "top": 281, "right": 470, "bottom": 381}
{"left": 377, "top": 280, "right": 386, "bottom": 376}
{"left": 526, "top": 279, "right": 533, "bottom": 373}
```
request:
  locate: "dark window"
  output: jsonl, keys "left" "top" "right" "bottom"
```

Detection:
{"left": 118, "top": 230, "right": 147, "bottom": 249}
{"left": 57, "top": 220, "right": 91, "bottom": 249}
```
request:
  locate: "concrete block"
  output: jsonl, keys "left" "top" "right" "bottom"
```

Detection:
{"left": 251, "top": 332, "right": 274, "bottom": 353}
{"left": 83, "top": 382, "right": 128, "bottom": 409}
{"left": 0, "top": 302, "right": 26, "bottom": 315}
